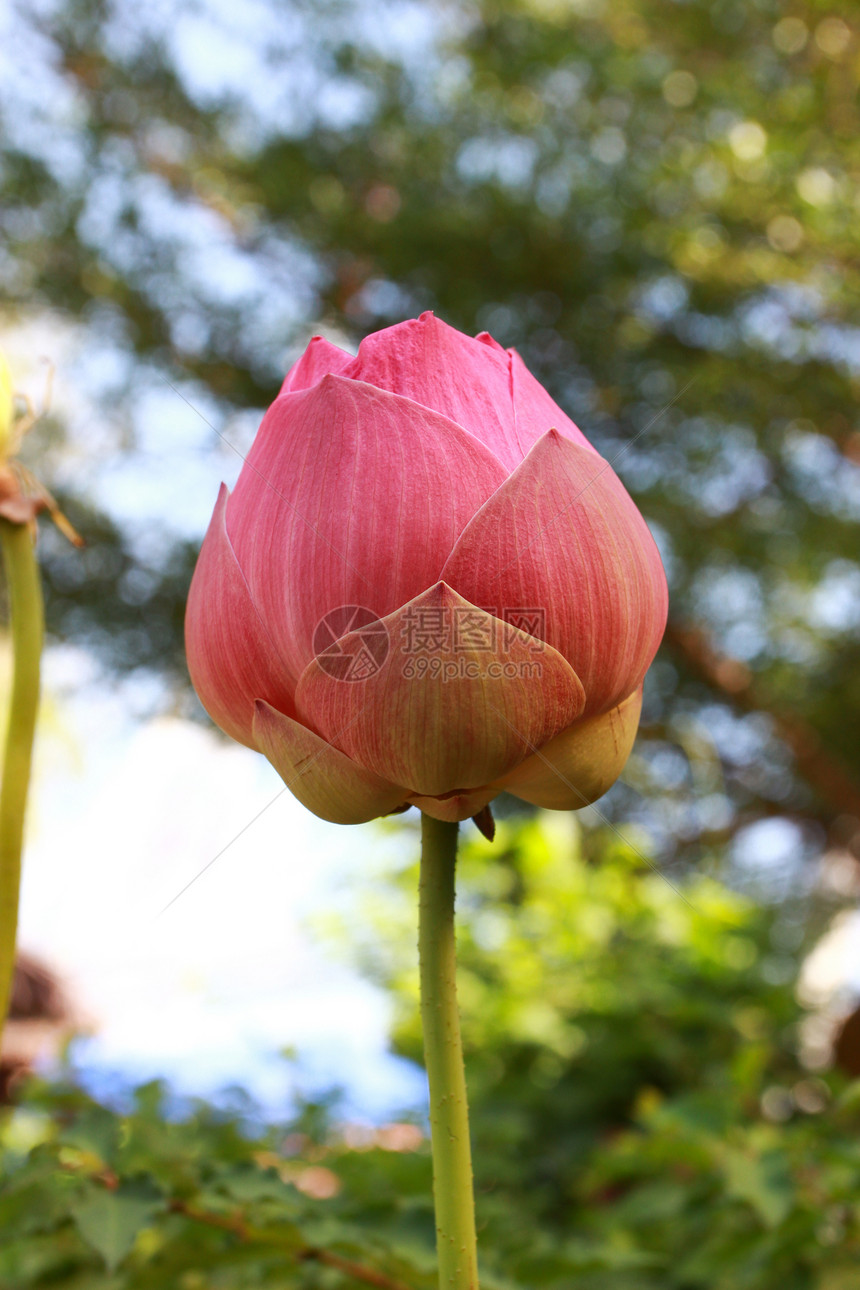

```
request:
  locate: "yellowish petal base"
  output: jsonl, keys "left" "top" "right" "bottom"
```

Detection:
{"left": 496, "top": 688, "right": 642, "bottom": 810}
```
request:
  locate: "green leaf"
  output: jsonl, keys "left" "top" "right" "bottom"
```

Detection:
{"left": 71, "top": 1186, "right": 163, "bottom": 1272}
{"left": 722, "top": 1148, "right": 794, "bottom": 1229}
{"left": 62, "top": 1108, "right": 121, "bottom": 1166}
{"left": 217, "top": 1165, "right": 298, "bottom": 1206}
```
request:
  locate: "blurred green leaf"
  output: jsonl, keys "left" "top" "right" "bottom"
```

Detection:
{"left": 71, "top": 1184, "right": 163, "bottom": 1272}
{"left": 722, "top": 1147, "right": 794, "bottom": 1228}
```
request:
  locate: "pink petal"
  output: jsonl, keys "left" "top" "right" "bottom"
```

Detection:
{"left": 279, "top": 335, "right": 353, "bottom": 395}
{"left": 253, "top": 701, "right": 406, "bottom": 824}
{"left": 474, "top": 330, "right": 507, "bottom": 354}
{"left": 340, "top": 313, "right": 524, "bottom": 470}
{"left": 185, "top": 485, "right": 297, "bottom": 748}
{"left": 294, "top": 582, "right": 585, "bottom": 796}
{"left": 227, "top": 376, "right": 507, "bottom": 689}
{"left": 408, "top": 787, "right": 499, "bottom": 823}
{"left": 508, "top": 347, "right": 594, "bottom": 456}
{"left": 440, "top": 431, "right": 668, "bottom": 716}
{"left": 341, "top": 313, "right": 595, "bottom": 469}
{"left": 497, "top": 688, "right": 643, "bottom": 809}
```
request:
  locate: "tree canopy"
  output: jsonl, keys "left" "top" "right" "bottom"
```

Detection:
{"left": 2, "top": 0, "right": 859, "bottom": 865}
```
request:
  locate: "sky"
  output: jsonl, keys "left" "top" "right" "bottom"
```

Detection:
{"left": 17, "top": 645, "right": 427, "bottom": 1121}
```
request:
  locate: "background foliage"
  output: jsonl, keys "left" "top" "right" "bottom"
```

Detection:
{"left": 2, "top": 817, "right": 859, "bottom": 1288}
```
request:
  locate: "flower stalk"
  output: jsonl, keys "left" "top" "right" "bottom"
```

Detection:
{"left": 419, "top": 813, "right": 479, "bottom": 1290}
{"left": 0, "top": 518, "right": 43, "bottom": 1033}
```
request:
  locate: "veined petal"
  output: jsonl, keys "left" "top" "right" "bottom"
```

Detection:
{"left": 185, "top": 485, "right": 296, "bottom": 748}
{"left": 409, "top": 787, "right": 499, "bottom": 823}
{"left": 253, "top": 701, "right": 406, "bottom": 824}
{"left": 279, "top": 335, "right": 353, "bottom": 395}
{"left": 508, "top": 347, "right": 594, "bottom": 456}
{"left": 341, "top": 312, "right": 523, "bottom": 470}
{"left": 341, "top": 314, "right": 595, "bottom": 469}
{"left": 228, "top": 376, "right": 506, "bottom": 689}
{"left": 294, "top": 582, "right": 585, "bottom": 797}
{"left": 497, "top": 688, "right": 643, "bottom": 810}
{"left": 474, "top": 330, "right": 508, "bottom": 355}
{"left": 440, "top": 431, "right": 668, "bottom": 715}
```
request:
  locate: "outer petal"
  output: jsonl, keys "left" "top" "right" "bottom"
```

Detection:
{"left": 408, "top": 787, "right": 499, "bottom": 823}
{"left": 474, "top": 330, "right": 508, "bottom": 355}
{"left": 341, "top": 313, "right": 594, "bottom": 470}
{"left": 341, "top": 313, "right": 523, "bottom": 470}
{"left": 227, "top": 376, "right": 507, "bottom": 689}
{"left": 508, "top": 347, "right": 594, "bottom": 457}
{"left": 279, "top": 335, "right": 353, "bottom": 394}
{"left": 497, "top": 688, "right": 643, "bottom": 809}
{"left": 294, "top": 582, "right": 586, "bottom": 797}
{"left": 185, "top": 485, "right": 297, "bottom": 748}
{"left": 253, "top": 701, "right": 406, "bottom": 824}
{"left": 440, "top": 430, "right": 668, "bottom": 716}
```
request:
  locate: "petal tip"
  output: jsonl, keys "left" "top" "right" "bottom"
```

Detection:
{"left": 474, "top": 330, "right": 507, "bottom": 353}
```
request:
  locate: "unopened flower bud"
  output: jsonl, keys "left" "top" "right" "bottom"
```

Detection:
{"left": 186, "top": 314, "right": 668, "bottom": 824}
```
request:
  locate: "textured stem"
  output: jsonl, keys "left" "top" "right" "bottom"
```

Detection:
{"left": 419, "top": 814, "right": 479, "bottom": 1290}
{"left": 0, "top": 520, "right": 43, "bottom": 1034}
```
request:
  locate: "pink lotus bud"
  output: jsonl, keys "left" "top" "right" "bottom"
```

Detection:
{"left": 186, "top": 314, "right": 667, "bottom": 824}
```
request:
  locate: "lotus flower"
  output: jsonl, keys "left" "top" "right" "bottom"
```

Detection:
{"left": 186, "top": 313, "right": 667, "bottom": 824}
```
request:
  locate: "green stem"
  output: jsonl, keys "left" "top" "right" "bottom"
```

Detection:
{"left": 0, "top": 520, "right": 43, "bottom": 1035}
{"left": 419, "top": 814, "right": 479, "bottom": 1290}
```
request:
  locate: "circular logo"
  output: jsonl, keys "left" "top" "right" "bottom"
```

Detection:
{"left": 312, "top": 605, "right": 390, "bottom": 682}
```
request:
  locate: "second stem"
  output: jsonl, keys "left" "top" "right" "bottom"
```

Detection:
{"left": 418, "top": 813, "right": 479, "bottom": 1290}
{"left": 0, "top": 519, "right": 44, "bottom": 1036}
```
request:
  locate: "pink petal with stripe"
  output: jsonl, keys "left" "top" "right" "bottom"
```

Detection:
{"left": 294, "top": 582, "right": 585, "bottom": 797}
{"left": 508, "top": 346, "right": 593, "bottom": 456}
{"left": 498, "top": 688, "right": 643, "bottom": 809}
{"left": 227, "top": 376, "right": 507, "bottom": 690}
{"left": 441, "top": 431, "right": 668, "bottom": 716}
{"left": 339, "top": 313, "right": 519, "bottom": 470}
{"left": 254, "top": 701, "right": 406, "bottom": 824}
{"left": 408, "top": 787, "right": 499, "bottom": 823}
{"left": 185, "top": 484, "right": 296, "bottom": 748}
{"left": 278, "top": 335, "right": 353, "bottom": 395}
